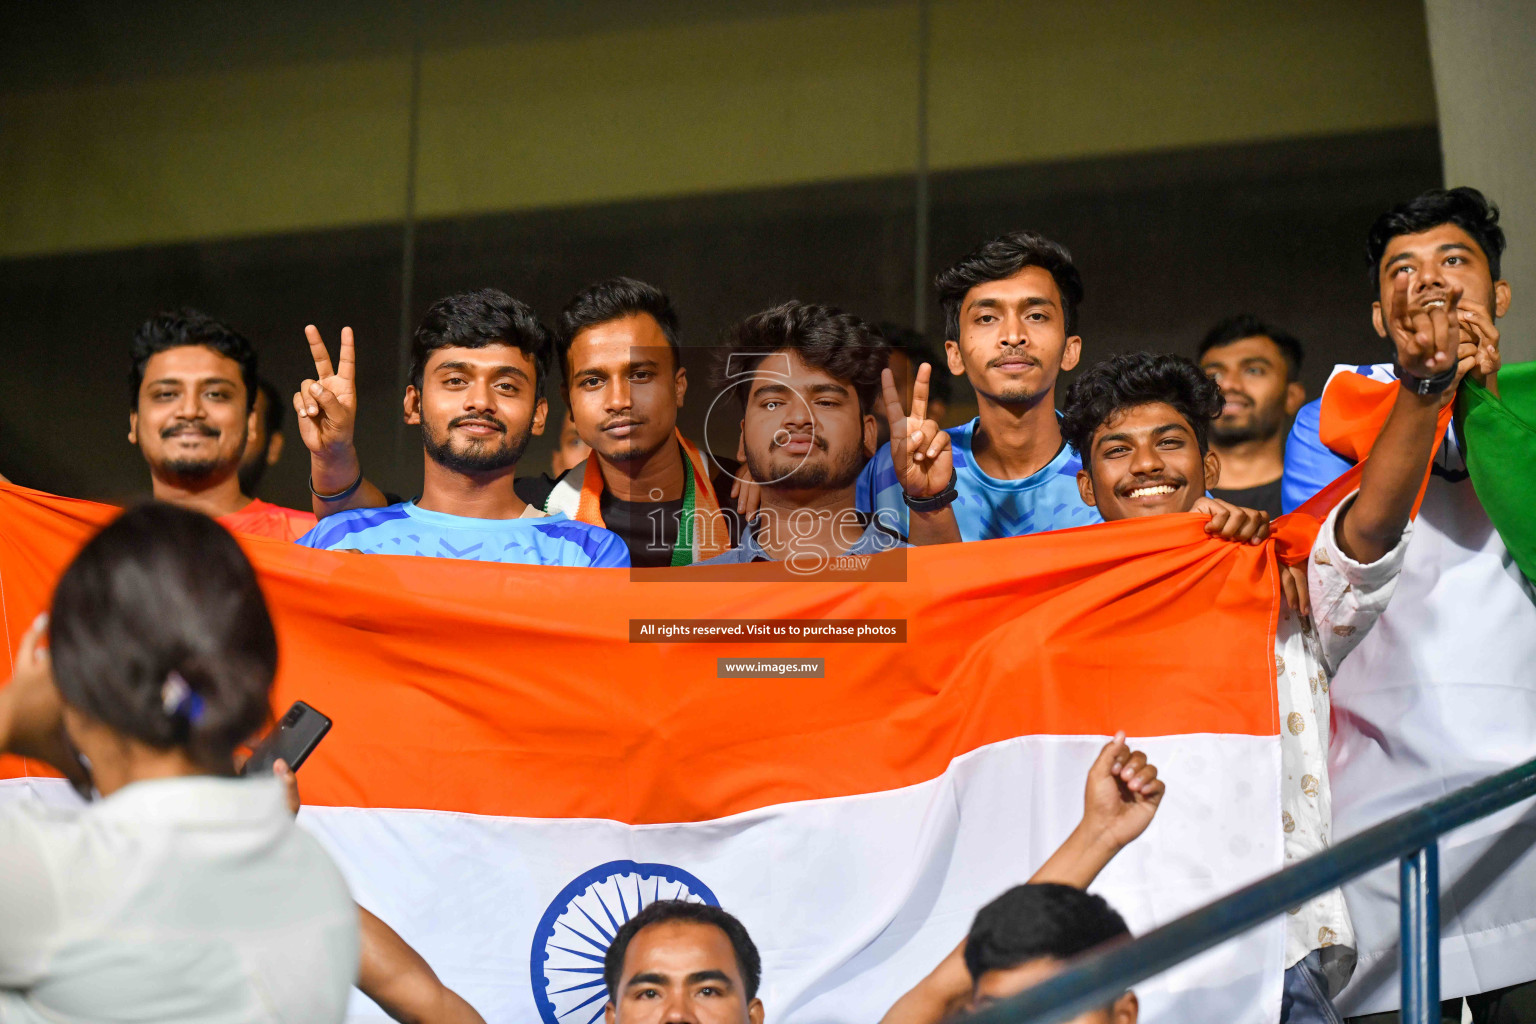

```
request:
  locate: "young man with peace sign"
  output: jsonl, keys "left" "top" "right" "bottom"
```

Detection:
{"left": 858, "top": 231, "right": 1103, "bottom": 541}
{"left": 694, "top": 301, "right": 959, "bottom": 569}
{"left": 301, "top": 278, "right": 744, "bottom": 567}
{"left": 294, "top": 289, "right": 628, "bottom": 566}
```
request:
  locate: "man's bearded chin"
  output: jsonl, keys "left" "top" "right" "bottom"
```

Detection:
{"left": 746, "top": 441, "right": 864, "bottom": 492}
{"left": 1211, "top": 406, "right": 1281, "bottom": 446}
{"left": 156, "top": 454, "right": 229, "bottom": 484}
{"left": 144, "top": 427, "right": 242, "bottom": 487}
{"left": 422, "top": 420, "right": 531, "bottom": 474}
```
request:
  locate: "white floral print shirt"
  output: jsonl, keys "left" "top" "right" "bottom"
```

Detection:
{"left": 1276, "top": 492, "right": 1412, "bottom": 995}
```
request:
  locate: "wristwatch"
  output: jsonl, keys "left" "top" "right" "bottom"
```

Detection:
{"left": 902, "top": 473, "right": 959, "bottom": 513}
{"left": 1396, "top": 362, "right": 1458, "bottom": 396}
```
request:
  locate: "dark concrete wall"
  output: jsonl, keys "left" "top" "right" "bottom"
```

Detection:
{"left": 0, "top": 127, "right": 1439, "bottom": 510}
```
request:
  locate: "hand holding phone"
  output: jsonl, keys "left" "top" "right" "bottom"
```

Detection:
{"left": 242, "top": 701, "right": 331, "bottom": 777}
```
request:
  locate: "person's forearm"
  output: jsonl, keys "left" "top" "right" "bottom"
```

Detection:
{"left": 1027, "top": 820, "right": 1122, "bottom": 889}
{"left": 1337, "top": 386, "right": 1444, "bottom": 564}
{"left": 879, "top": 941, "right": 971, "bottom": 1024}
{"left": 907, "top": 506, "right": 961, "bottom": 546}
{"left": 310, "top": 444, "right": 390, "bottom": 518}
{"left": 358, "top": 907, "right": 486, "bottom": 1024}
{"left": 877, "top": 819, "right": 1127, "bottom": 1024}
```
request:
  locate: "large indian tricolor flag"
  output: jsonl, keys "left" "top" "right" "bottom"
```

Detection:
{"left": 0, "top": 483, "right": 1333, "bottom": 1023}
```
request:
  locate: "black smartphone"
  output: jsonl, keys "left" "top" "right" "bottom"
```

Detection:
{"left": 242, "top": 701, "right": 331, "bottom": 776}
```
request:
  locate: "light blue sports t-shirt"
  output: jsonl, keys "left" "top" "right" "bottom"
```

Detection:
{"left": 295, "top": 502, "right": 630, "bottom": 567}
{"left": 856, "top": 416, "right": 1102, "bottom": 541}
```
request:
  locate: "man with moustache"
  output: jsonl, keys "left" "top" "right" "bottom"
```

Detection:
{"left": 605, "top": 737, "right": 1164, "bottom": 1024}
{"left": 128, "top": 309, "right": 315, "bottom": 540}
{"left": 695, "top": 301, "right": 960, "bottom": 567}
{"left": 1197, "top": 315, "right": 1307, "bottom": 518}
{"left": 295, "top": 289, "right": 627, "bottom": 566}
{"left": 301, "top": 278, "right": 740, "bottom": 567}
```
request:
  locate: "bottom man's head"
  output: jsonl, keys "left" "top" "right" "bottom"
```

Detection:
{"left": 965, "top": 884, "right": 1136, "bottom": 1024}
{"left": 1061, "top": 353, "right": 1222, "bottom": 522}
{"left": 719, "top": 301, "right": 887, "bottom": 496}
{"left": 604, "top": 900, "right": 764, "bottom": 1024}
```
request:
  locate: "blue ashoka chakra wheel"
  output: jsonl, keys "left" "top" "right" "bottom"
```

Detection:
{"left": 530, "top": 860, "right": 719, "bottom": 1024}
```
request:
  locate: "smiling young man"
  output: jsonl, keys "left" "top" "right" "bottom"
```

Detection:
{"left": 295, "top": 289, "right": 627, "bottom": 566}
{"left": 1062, "top": 330, "right": 1470, "bottom": 1021}
{"left": 1197, "top": 315, "right": 1307, "bottom": 517}
{"left": 858, "top": 230, "right": 1102, "bottom": 540}
{"left": 304, "top": 279, "right": 740, "bottom": 567}
{"left": 695, "top": 301, "right": 959, "bottom": 568}
{"left": 129, "top": 310, "right": 316, "bottom": 540}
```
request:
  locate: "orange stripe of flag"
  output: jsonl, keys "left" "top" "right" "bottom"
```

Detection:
{"left": 2, "top": 485, "right": 1292, "bottom": 824}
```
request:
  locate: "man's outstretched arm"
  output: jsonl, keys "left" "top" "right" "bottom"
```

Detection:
{"left": 266, "top": 762, "right": 485, "bottom": 1023}
{"left": 358, "top": 906, "right": 487, "bottom": 1024}
{"left": 879, "top": 734, "right": 1164, "bottom": 1024}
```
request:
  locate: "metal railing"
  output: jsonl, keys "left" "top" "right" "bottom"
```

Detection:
{"left": 966, "top": 756, "right": 1536, "bottom": 1024}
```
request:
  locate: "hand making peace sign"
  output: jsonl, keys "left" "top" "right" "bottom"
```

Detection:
{"left": 294, "top": 325, "right": 358, "bottom": 458}
{"left": 882, "top": 361, "right": 953, "bottom": 500}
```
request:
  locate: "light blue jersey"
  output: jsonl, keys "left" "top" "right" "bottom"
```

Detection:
{"left": 296, "top": 502, "right": 630, "bottom": 567}
{"left": 856, "top": 417, "right": 1101, "bottom": 541}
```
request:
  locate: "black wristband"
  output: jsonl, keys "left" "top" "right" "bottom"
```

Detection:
{"left": 902, "top": 474, "right": 959, "bottom": 513}
{"left": 309, "top": 470, "right": 363, "bottom": 503}
{"left": 1397, "top": 363, "right": 1458, "bottom": 396}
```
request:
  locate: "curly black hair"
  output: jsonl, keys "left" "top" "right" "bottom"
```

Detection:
{"left": 1367, "top": 186, "right": 1505, "bottom": 285}
{"left": 715, "top": 301, "right": 889, "bottom": 415}
{"left": 1061, "top": 352, "right": 1223, "bottom": 462}
{"left": 935, "top": 230, "right": 1084, "bottom": 341}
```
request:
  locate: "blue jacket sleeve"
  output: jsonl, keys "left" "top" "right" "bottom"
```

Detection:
{"left": 1281, "top": 398, "right": 1355, "bottom": 513}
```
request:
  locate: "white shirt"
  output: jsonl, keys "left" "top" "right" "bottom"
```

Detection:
{"left": 0, "top": 775, "right": 359, "bottom": 1024}
{"left": 1327, "top": 413, "right": 1536, "bottom": 1014}
{"left": 1276, "top": 493, "right": 1411, "bottom": 992}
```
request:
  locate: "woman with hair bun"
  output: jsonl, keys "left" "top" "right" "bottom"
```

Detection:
{"left": 0, "top": 501, "right": 358, "bottom": 1022}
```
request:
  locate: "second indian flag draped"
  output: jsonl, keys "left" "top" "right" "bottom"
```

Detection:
{"left": 0, "top": 484, "right": 1316, "bottom": 1023}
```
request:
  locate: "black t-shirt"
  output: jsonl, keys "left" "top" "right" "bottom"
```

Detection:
{"left": 515, "top": 455, "right": 744, "bottom": 568}
{"left": 1210, "top": 477, "right": 1284, "bottom": 519}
